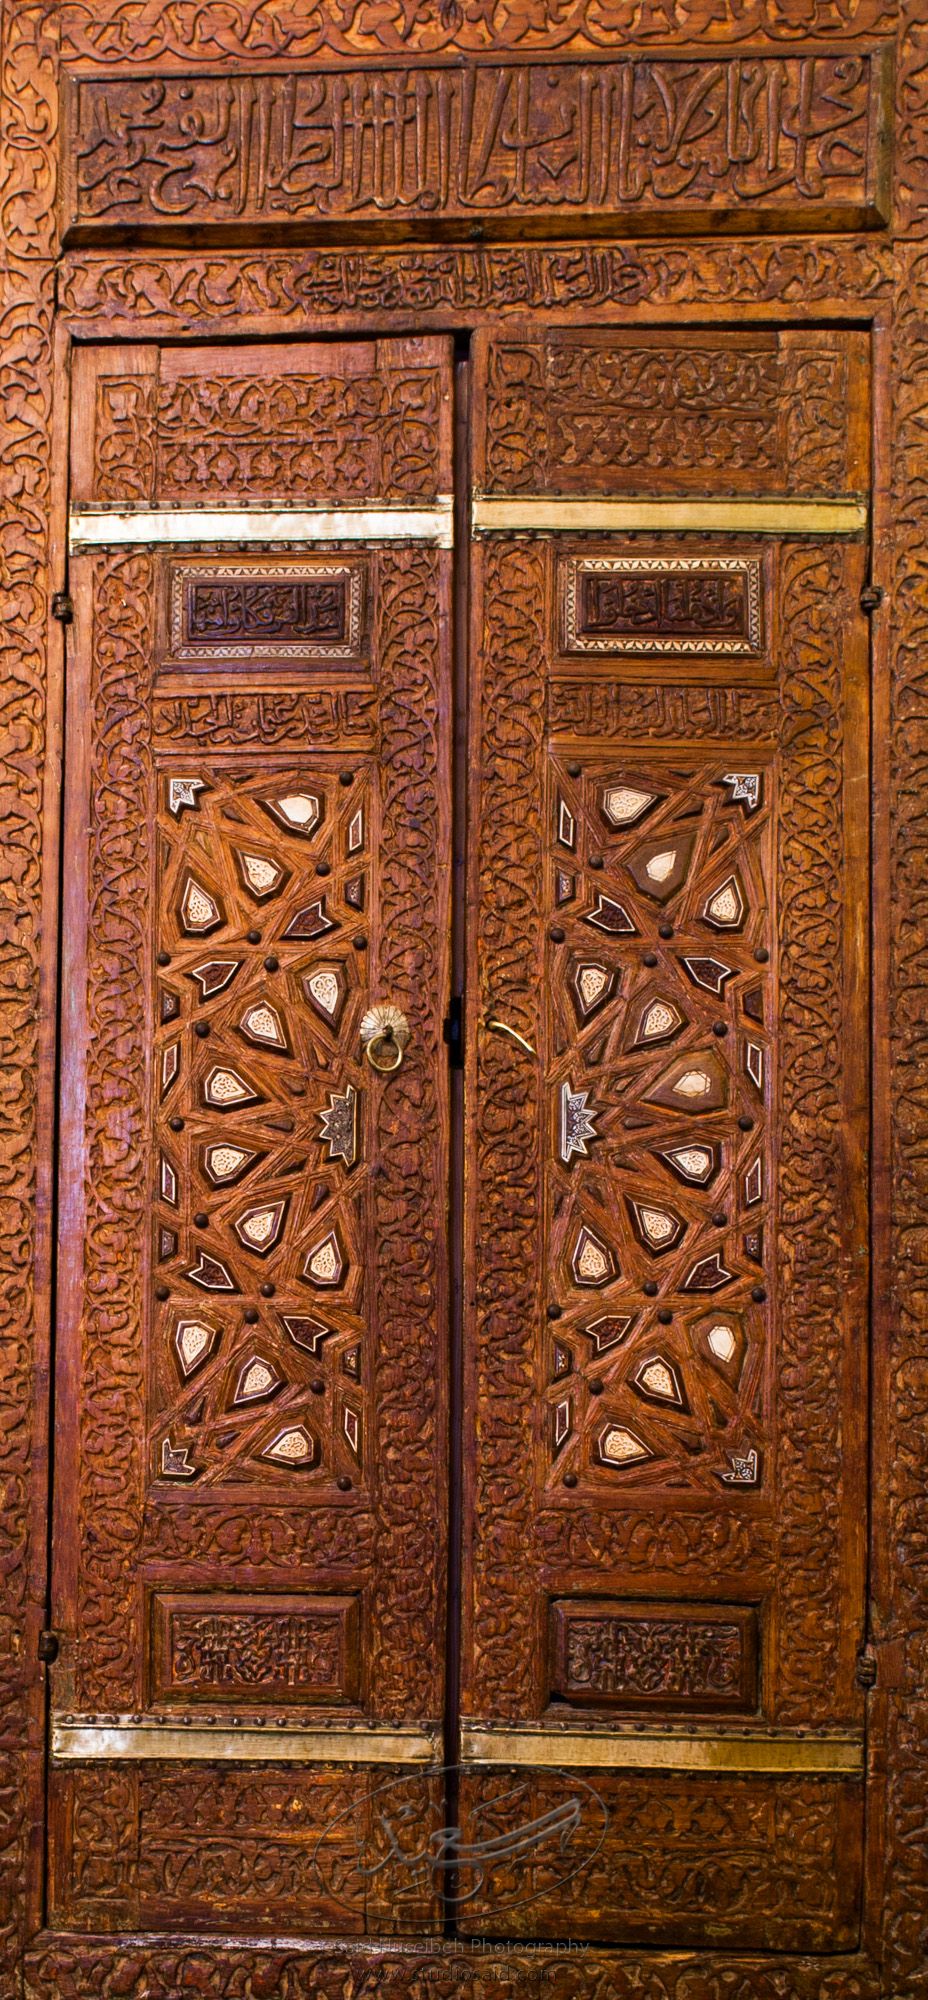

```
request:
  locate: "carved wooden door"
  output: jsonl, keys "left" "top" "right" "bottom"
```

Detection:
{"left": 50, "top": 338, "right": 453, "bottom": 1933}
{"left": 459, "top": 326, "right": 873, "bottom": 1949}
{"left": 50, "top": 321, "right": 873, "bottom": 1951}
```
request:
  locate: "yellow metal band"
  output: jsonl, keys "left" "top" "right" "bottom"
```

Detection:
{"left": 69, "top": 502, "right": 455, "bottom": 549}
{"left": 461, "top": 1726, "right": 864, "bottom": 1775}
{"left": 472, "top": 496, "right": 867, "bottom": 537}
{"left": 52, "top": 1718, "right": 441, "bottom": 1764}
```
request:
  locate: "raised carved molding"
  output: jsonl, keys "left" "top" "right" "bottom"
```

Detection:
{"left": 59, "top": 242, "right": 898, "bottom": 328}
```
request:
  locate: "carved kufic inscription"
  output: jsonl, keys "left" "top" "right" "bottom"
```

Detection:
{"left": 562, "top": 556, "right": 763, "bottom": 658}
{"left": 167, "top": 561, "right": 366, "bottom": 665}
{"left": 549, "top": 1599, "right": 759, "bottom": 1712}
{"left": 64, "top": 56, "right": 884, "bottom": 235}
{"left": 152, "top": 1593, "right": 360, "bottom": 1704}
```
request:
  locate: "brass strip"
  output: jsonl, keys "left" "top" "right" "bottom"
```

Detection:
{"left": 52, "top": 1719, "right": 441, "bottom": 1764}
{"left": 461, "top": 1727, "right": 864, "bottom": 1775}
{"left": 471, "top": 496, "right": 867, "bottom": 538}
{"left": 486, "top": 1018, "right": 537, "bottom": 1056}
{"left": 69, "top": 502, "right": 455, "bottom": 550}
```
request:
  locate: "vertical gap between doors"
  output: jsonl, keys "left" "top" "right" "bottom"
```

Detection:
{"left": 442, "top": 332, "right": 471, "bottom": 1933}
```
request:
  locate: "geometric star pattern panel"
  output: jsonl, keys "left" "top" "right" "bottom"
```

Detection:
{"left": 153, "top": 765, "right": 371, "bottom": 1492}
{"left": 545, "top": 756, "right": 773, "bottom": 1498}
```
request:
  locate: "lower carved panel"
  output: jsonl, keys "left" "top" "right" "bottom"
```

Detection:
{"left": 548, "top": 1596, "right": 758, "bottom": 1713}
{"left": 149, "top": 1592, "right": 360, "bottom": 1707}
{"left": 456, "top": 1768, "right": 862, "bottom": 1950}
{"left": 49, "top": 1763, "right": 442, "bottom": 1936}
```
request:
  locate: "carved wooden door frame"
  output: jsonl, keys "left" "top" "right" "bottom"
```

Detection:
{"left": 2, "top": 2, "right": 926, "bottom": 1993}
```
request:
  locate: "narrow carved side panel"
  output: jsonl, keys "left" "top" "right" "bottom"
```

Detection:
{"left": 368, "top": 546, "right": 450, "bottom": 1718}
{"left": 0, "top": 2, "right": 59, "bottom": 1981}
{"left": 76, "top": 550, "right": 155, "bottom": 1713}
{"left": 773, "top": 541, "right": 864, "bottom": 1727}
{"left": 883, "top": 239, "right": 928, "bottom": 2000}
{"left": 465, "top": 539, "right": 548, "bottom": 1720}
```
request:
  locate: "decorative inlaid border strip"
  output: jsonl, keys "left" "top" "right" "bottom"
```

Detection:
{"left": 167, "top": 558, "right": 366, "bottom": 663}
{"left": 461, "top": 1726, "right": 864, "bottom": 1774}
{"left": 51, "top": 1717, "right": 441, "bottom": 1764}
{"left": 561, "top": 553, "right": 763, "bottom": 657}
{"left": 69, "top": 504, "right": 455, "bottom": 549}
{"left": 473, "top": 496, "right": 867, "bottom": 536}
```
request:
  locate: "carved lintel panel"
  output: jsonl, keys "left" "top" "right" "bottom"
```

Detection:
{"left": 61, "top": 55, "right": 889, "bottom": 241}
{"left": 58, "top": 240, "right": 899, "bottom": 332}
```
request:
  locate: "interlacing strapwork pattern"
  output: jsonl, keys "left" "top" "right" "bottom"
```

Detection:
{"left": 152, "top": 767, "right": 371, "bottom": 1490}
{"left": 545, "top": 759, "right": 773, "bottom": 1496}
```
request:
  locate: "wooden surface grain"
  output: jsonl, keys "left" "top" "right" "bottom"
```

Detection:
{"left": 0, "top": 0, "right": 924, "bottom": 1989}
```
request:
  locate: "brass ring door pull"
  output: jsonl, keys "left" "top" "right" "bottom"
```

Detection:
{"left": 360, "top": 1004, "right": 410, "bottom": 1074}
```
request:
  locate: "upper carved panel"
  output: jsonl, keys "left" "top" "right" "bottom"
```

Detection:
{"left": 72, "top": 340, "right": 452, "bottom": 508}
{"left": 61, "top": 53, "right": 888, "bottom": 240}
{"left": 478, "top": 329, "right": 869, "bottom": 497}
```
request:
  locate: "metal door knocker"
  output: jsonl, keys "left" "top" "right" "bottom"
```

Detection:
{"left": 360, "top": 1003, "right": 410, "bottom": 1074}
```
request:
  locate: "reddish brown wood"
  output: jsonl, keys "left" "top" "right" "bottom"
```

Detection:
{"left": 0, "top": 0, "right": 925, "bottom": 1991}
{"left": 459, "top": 327, "right": 872, "bottom": 1944}
{"left": 49, "top": 336, "right": 453, "bottom": 1933}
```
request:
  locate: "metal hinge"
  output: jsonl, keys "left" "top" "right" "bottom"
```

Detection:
{"left": 51, "top": 592, "right": 74, "bottom": 624}
{"left": 38, "top": 1630, "right": 59, "bottom": 1664}
{"left": 443, "top": 995, "right": 464, "bottom": 1070}
{"left": 860, "top": 583, "right": 884, "bottom": 614}
{"left": 855, "top": 1638, "right": 907, "bottom": 1691}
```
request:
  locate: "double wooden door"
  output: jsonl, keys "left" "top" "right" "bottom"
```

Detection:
{"left": 49, "top": 328, "right": 871, "bottom": 1946}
